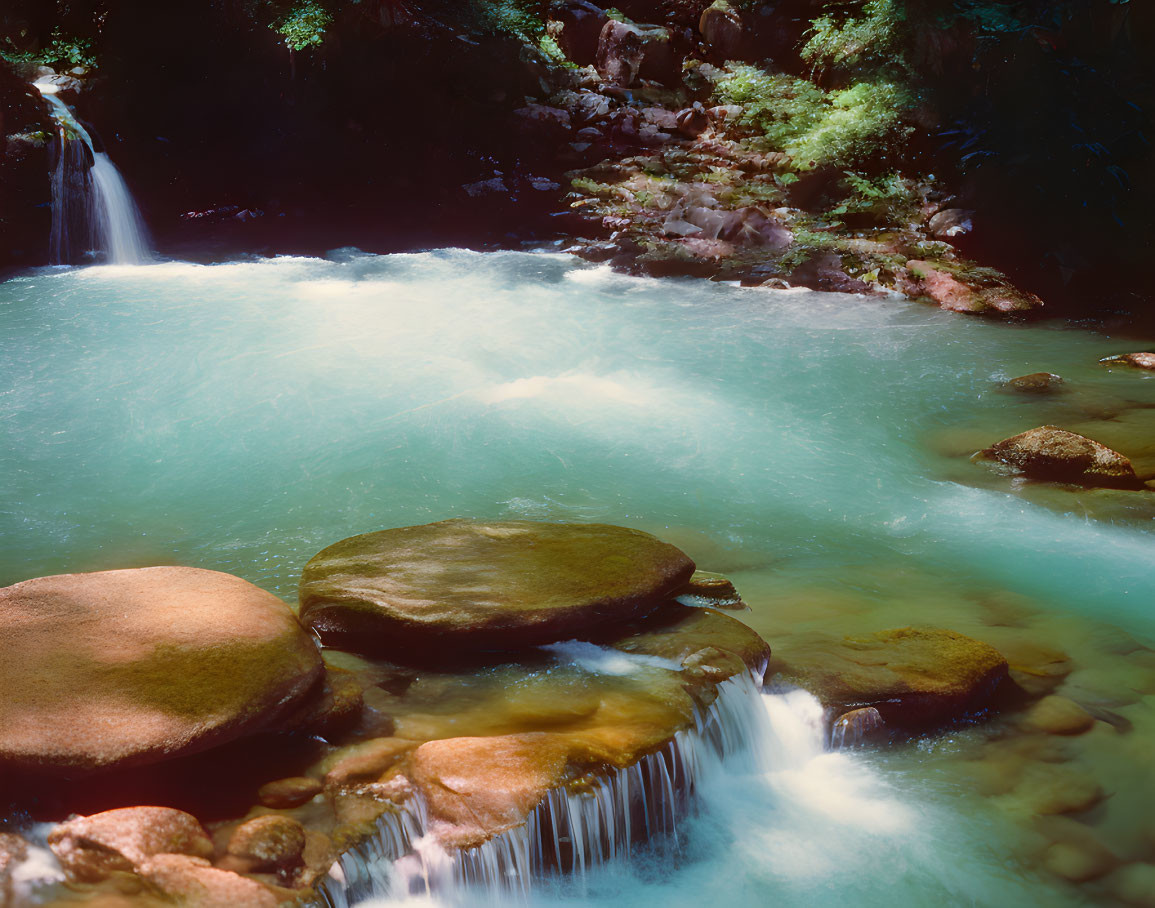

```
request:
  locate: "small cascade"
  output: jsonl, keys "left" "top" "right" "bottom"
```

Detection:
{"left": 35, "top": 83, "right": 151, "bottom": 265}
{"left": 316, "top": 672, "right": 771, "bottom": 908}
{"left": 829, "top": 706, "right": 884, "bottom": 750}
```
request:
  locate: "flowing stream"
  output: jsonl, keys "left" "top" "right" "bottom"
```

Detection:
{"left": 2, "top": 249, "right": 1154, "bottom": 905}
{"left": 36, "top": 83, "right": 151, "bottom": 265}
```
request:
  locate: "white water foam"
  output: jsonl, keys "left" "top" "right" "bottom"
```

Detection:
{"left": 317, "top": 673, "right": 768, "bottom": 908}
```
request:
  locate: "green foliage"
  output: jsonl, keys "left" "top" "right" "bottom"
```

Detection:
{"left": 827, "top": 170, "right": 918, "bottom": 219}
{"left": 0, "top": 28, "right": 96, "bottom": 67}
{"left": 938, "top": 0, "right": 1042, "bottom": 35}
{"left": 274, "top": 0, "right": 333, "bottom": 51}
{"left": 714, "top": 64, "right": 911, "bottom": 170}
{"left": 803, "top": 0, "right": 905, "bottom": 72}
{"left": 475, "top": 0, "right": 548, "bottom": 42}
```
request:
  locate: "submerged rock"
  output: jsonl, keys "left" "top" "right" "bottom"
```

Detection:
{"left": 1017, "top": 695, "right": 1096, "bottom": 736}
{"left": 1005, "top": 372, "right": 1064, "bottom": 394}
{"left": 136, "top": 854, "right": 278, "bottom": 908}
{"left": 400, "top": 608, "right": 766, "bottom": 852}
{"left": 612, "top": 603, "right": 770, "bottom": 679}
{"left": 770, "top": 627, "right": 1008, "bottom": 728}
{"left": 323, "top": 737, "right": 416, "bottom": 789}
{"left": 257, "top": 777, "right": 322, "bottom": 810}
{"left": 225, "top": 815, "right": 306, "bottom": 873}
{"left": 1106, "top": 863, "right": 1155, "bottom": 907}
{"left": 1100, "top": 352, "right": 1155, "bottom": 371}
{"left": 975, "top": 425, "right": 1141, "bottom": 489}
{"left": 0, "top": 567, "right": 324, "bottom": 775}
{"left": 48, "top": 807, "right": 214, "bottom": 883}
{"left": 299, "top": 520, "right": 695, "bottom": 657}
{"left": 1043, "top": 840, "right": 1117, "bottom": 883}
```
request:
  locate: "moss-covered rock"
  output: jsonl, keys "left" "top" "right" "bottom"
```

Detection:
{"left": 0, "top": 566, "right": 324, "bottom": 775}
{"left": 975, "top": 425, "right": 1141, "bottom": 489}
{"left": 299, "top": 520, "right": 695, "bottom": 657}
{"left": 770, "top": 627, "right": 1008, "bottom": 728}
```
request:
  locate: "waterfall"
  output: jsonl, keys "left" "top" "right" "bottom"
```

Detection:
{"left": 35, "top": 83, "right": 151, "bottom": 265}
{"left": 316, "top": 673, "right": 805, "bottom": 908}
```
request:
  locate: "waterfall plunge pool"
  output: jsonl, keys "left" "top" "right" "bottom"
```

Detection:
{"left": 2, "top": 248, "right": 1154, "bottom": 906}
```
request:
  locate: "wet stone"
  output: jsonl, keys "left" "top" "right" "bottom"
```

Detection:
{"left": 257, "top": 777, "right": 323, "bottom": 810}
{"left": 1018, "top": 696, "right": 1096, "bottom": 736}
{"left": 1004, "top": 372, "right": 1064, "bottom": 394}
{"left": 323, "top": 737, "right": 416, "bottom": 789}
{"left": 48, "top": 807, "right": 213, "bottom": 883}
{"left": 225, "top": 815, "right": 306, "bottom": 872}
{"left": 1041, "top": 840, "right": 1116, "bottom": 883}
{"left": 1100, "top": 352, "right": 1155, "bottom": 371}
{"left": 136, "top": 854, "right": 278, "bottom": 908}
{"left": 975, "top": 425, "right": 1141, "bottom": 489}
{"left": 299, "top": 520, "right": 695, "bottom": 658}
{"left": 1106, "top": 863, "right": 1155, "bottom": 908}
{"left": 674, "top": 570, "right": 746, "bottom": 610}
{"left": 769, "top": 627, "right": 1007, "bottom": 728}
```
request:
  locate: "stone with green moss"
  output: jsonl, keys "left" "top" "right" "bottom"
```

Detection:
{"left": 299, "top": 519, "right": 695, "bottom": 657}
{"left": 0, "top": 566, "right": 324, "bottom": 775}
{"left": 770, "top": 627, "right": 1008, "bottom": 728}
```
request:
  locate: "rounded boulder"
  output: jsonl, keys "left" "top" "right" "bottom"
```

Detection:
{"left": 0, "top": 567, "right": 324, "bottom": 775}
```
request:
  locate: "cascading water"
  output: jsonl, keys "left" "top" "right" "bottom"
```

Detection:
{"left": 317, "top": 673, "right": 772, "bottom": 908}
{"left": 35, "top": 83, "right": 150, "bottom": 265}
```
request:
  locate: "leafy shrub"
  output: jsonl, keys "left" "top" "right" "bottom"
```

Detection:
{"left": 0, "top": 28, "right": 96, "bottom": 67}
{"left": 714, "top": 64, "right": 911, "bottom": 170}
{"left": 275, "top": 0, "right": 333, "bottom": 51}
{"left": 803, "top": 0, "right": 905, "bottom": 72}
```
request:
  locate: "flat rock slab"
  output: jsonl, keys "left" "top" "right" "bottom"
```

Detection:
{"left": 299, "top": 520, "right": 695, "bottom": 656}
{"left": 770, "top": 627, "right": 1008, "bottom": 728}
{"left": 0, "top": 567, "right": 324, "bottom": 776}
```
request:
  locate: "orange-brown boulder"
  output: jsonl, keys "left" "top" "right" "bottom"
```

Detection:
{"left": 225, "top": 816, "right": 306, "bottom": 872}
{"left": 47, "top": 807, "right": 213, "bottom": 883}
{"left": 136, "top": 854, "right": 278, "bottom": 907}
{"left": 257, "top": 777, "right": 323, "bottom": 810}
{"left": 0, "top": 567, "right": 324, "bottom": 775}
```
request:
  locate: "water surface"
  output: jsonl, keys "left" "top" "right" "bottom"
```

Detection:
{"left": 3, "top": 249, "right": 1153, "bottom": 905}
